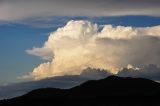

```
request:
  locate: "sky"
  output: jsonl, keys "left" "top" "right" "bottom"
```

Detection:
{"left": 0, "top": 0, "right": 160, "bottom": 85}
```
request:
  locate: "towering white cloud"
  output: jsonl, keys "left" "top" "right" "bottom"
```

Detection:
{"left": 27, "top": 20, "right": 160, "bottom": 80}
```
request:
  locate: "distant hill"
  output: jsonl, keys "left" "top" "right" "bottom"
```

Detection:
{"left": 1, "top": 76, "right": 160, "bottom": 106}
{"left": 0, "top": 67, "right": 111, "bottom": 99}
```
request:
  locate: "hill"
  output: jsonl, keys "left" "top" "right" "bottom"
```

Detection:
{"left": 1, "top": 76, "right": 160, "bottom": 106}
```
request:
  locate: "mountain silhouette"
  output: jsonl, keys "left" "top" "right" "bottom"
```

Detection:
{"left": 1, "top": 76, "right": 160, "bottom": 106}
{"left": 0, "top": 67, "right": 111, "bottom": 99}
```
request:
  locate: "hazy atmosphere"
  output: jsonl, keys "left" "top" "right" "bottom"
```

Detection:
{"left": 0, "top": 0, "right": 160, "bottom": 101}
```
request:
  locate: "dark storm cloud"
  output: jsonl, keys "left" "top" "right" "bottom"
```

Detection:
{"left": 0, "top": 0, "right": 160, "bottom": 21}
{"left": 118, "top": 64, "right": 160, "bottom": 81}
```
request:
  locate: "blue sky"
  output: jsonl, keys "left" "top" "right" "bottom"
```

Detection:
{"left": 1, "top": 0, "right": 160, "bottom": 101}
{"left": 0, "top": 16, "right": 160, "bottom": 84}
{"left": 1, "top": 0, "right": 160, "bottom": 84}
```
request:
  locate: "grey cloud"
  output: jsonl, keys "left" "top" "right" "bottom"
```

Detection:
{"left": 0, "top": 0, "right": 160, "bottom": 21}
{"left": 80, "top": 67, "right": 112, "bottom": 79}
{"left": 118, "top": 64, "right": 160, "bottom": 81}
{"left": 95, "top": 36, "right": 160, "bottom": 68}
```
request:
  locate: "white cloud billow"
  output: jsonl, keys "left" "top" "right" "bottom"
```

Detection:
{"left": 27, "top": 20, "right": 160, "bottom": 80}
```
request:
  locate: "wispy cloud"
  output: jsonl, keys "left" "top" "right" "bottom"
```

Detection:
{"left": 0, "top": 0, "right": 160, "bottom": 21}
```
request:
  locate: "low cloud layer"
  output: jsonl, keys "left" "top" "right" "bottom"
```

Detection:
{"left": 0, "top": 68, "right": 111, "bottom": 99}
{"left": 26, "top": 20, "right": 160, "bottom": 80}
{"left": 118, "top": 64, "right": 160, "bottom": 81}
{"left": 1, "top": 65, "right": 160, "bottom": 100}
{"left": 0, "top": 0, "right": 160, "bottom": 21}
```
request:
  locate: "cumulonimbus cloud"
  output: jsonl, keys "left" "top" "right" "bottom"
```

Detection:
{"left": 26, "top": 20, "right": 160, "bottom": 80}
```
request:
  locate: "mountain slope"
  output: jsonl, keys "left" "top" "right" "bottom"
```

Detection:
{"left": 1, "top": 76, "right": 160, "bottom": 106}
{"left": 0, "top": 68, "right": 111, "bottom": 99}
